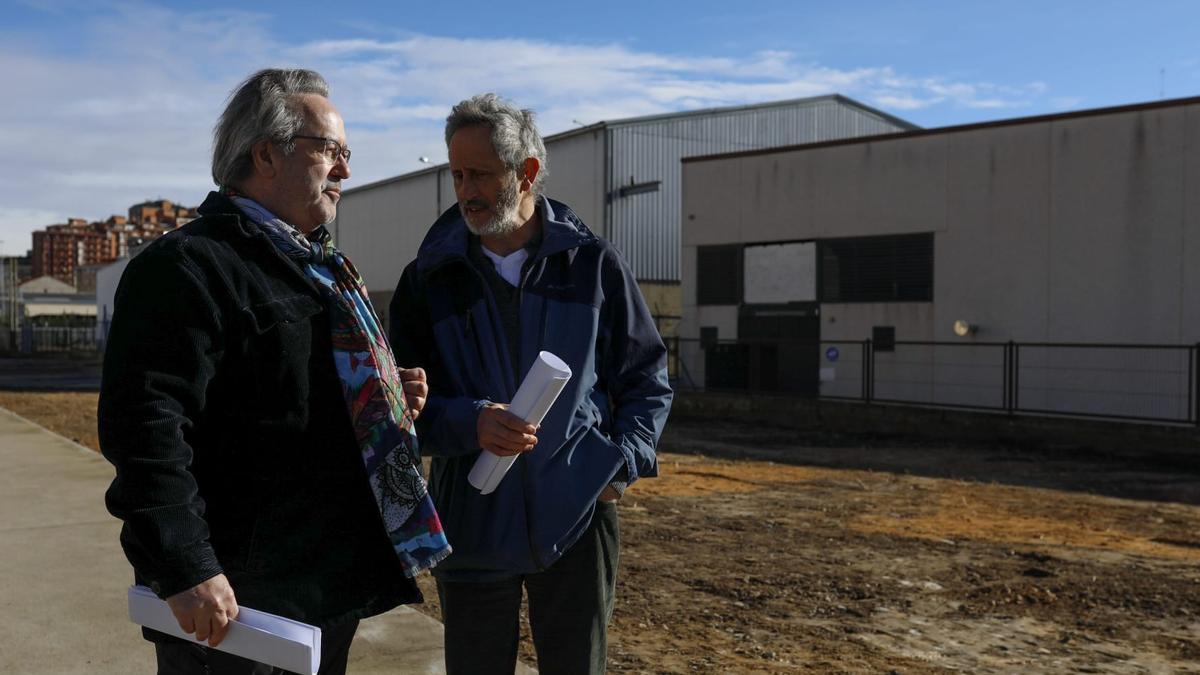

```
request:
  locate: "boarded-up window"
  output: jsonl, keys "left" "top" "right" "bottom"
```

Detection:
{"left": 820, "top": 234, "right": 933, "bottom": 303}
{"left": 696, "top": 245, "right": 742, "bottom": 305}
{"left": 743, "top": 242, "right": 816, "bottom": 304}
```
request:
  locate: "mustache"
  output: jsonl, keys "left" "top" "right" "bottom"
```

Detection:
{"left": 461, "top": 198, "right": 490, "bottom": 209}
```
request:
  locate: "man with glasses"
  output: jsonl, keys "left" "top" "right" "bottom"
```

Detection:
{"left": 99, "top": 68, "right": 448, "bottom": 675}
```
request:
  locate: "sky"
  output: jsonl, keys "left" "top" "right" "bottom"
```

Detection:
{"left": 2, "top": 0, "right": 1199, "bottom": 256}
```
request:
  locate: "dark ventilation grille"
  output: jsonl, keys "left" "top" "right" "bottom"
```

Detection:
{"left": 696, "top": 245, "right": 743, "bottom": 305}
{"left": 872, "top": 325, "right": 896, "bottom": 352}
{"left": 819, "top": 233, "right": 933, "bottom": 303}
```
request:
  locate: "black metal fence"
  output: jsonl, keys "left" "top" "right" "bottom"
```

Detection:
{"left": 671, "top": 338, "right": 1199, "bottom": 426}
{"left": 21, "top": 325, "right": 102, "bottom": 353}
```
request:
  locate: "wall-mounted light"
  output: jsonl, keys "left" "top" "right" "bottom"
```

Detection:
{"left": 617, "top": 180, "right": 661, "bottom": 198}
{"left": 953, "top": 319, "right": 977, "bottom": 337}
{"left": 418, "top": 156, "right": 431, "bottom": 164}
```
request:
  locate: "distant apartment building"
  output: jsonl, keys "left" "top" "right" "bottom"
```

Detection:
{"left": 30, "top": 199, "right": 197, "bottom": 284}
{"left": 73, "top": 262, "right": 107, "bottom": 293}
{"left": 127, "top": 199, "right": 197, "bottom": 228}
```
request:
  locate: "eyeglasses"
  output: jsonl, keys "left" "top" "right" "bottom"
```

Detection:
{"left": 291, "top": 134, "right": 351, "bottom": 164}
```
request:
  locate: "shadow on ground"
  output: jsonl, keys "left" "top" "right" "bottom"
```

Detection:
{"left": 661, "top": 416, "right": 1200, "bottom": 506}
{"left": 0, "top": 355, "right": 102, "bottom": 391}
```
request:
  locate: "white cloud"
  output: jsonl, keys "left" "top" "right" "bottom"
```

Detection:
{"left": 0, "top": 209, "right": 62, "bottom": 256}
{"left": 0, "top": 2, "right": 1058, "bottom": 256}
{"left": 872, "top": 94, "right": 944, "bottom": 110}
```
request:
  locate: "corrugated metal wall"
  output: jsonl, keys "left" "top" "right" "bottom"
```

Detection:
{"left": 541, "top": 129, "right": 605, "bottom": 235}
{"left": 608, "top": 100, "right": 909, "bottom": 281}
{"left": 334, "top": 171, "right": 441, "bottom": 294}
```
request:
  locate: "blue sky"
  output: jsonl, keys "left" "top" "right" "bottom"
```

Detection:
{"left": 2, "top": 0, "right": 1199, "bottom": 255}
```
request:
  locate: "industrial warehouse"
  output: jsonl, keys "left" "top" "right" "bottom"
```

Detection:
{"left": 330, "top": 93, "right": 1200, "bottom": 428}
{"left": 678, "top": 96, "right": 1200, "bottom": 424}
{"left": 330, "top": 94, "right": 915, "bottom": 332}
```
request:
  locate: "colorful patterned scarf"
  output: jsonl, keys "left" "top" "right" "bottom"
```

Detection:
{"left": 232, "top": 196, "right": 451, "bottom": 577}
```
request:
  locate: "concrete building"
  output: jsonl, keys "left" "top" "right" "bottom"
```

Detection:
{"left": 332, "top": 95, "right": 915, "bottom": 329}
{"left": 679, "top": 96, "right": 1200, "bottom": 422}
{"left": 74, "top": 262, "right": 107, "bottom": 293}
{"left": 0, "top": 256, "right": 22, "bottom": 351}
{"left": 18, "top": 276, "right": 95, "bottom": 323}
{"left": 127, "top": 199, "right": 198, "bottom": 228}
{"left": 94, "top": 250, "right": 139, "bottom": 345}
{"left": 30, "top": 201, "right": 194, "bottom": 285}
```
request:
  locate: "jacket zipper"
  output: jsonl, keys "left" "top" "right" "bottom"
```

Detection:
{"left": 517, "top": 255, "right": 549, "bottom": 571}
{"left": 456, "top": 255, "right": 549, "bottom": 572}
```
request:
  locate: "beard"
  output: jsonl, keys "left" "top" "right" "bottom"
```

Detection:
{"left": 461, "top": 173, "right": 522, "bottom": 237}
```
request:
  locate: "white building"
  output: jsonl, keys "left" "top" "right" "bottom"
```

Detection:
{"left": 94, "top": 243, "right": 149, "bottom": 344}
{"left": 679, "top": 96, "right": 1200, "bottom": 422}
{"left": 95, "top": 258, "right": 131, "bottom": 343}
{"left": 332, "top": 95, "right": 915, "bottom": 329}
{"left": 19, "top": 276, "right": 96, "bottom": 320}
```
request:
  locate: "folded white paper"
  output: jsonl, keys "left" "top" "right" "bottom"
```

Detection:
{"left": 128, "top": 585, "right": 322, "bottom": 674}
{"left": 468, "top": 350, "right": 572, "bottom": 494}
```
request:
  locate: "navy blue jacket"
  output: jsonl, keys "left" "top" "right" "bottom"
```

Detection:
{"left": 389, "top": 197, "right": 672, "bottom": 580}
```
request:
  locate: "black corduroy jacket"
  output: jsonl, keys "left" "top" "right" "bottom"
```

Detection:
{"left": 98, "top": 192, "right": 420, "bottom": 633}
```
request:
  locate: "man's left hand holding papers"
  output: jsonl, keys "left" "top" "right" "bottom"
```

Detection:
{"left": 166, "top": 573, "right": 240, "bottom": 647}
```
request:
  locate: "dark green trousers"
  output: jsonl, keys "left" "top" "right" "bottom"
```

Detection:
{"left": 437, "top": 501, "right": 620, "bottom": 675}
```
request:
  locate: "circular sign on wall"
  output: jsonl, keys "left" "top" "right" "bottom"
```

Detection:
{"left": 825, "top": 347, "right": 839, "bottom": 362}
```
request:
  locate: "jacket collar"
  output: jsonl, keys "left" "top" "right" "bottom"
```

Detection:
{"left": 416, "top": 195, "right": 597, "bottom": 276}
{"left": 194, "top": 191, "right": 322, "bottom": 294}
{"left": 196, "top": 191, "right": 269, "bottom": 240}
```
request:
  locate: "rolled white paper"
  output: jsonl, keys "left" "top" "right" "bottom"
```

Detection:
{"left": 468, "top": 351, "right": 572, "bottom": 494}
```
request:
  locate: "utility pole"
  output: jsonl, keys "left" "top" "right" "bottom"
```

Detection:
{"left": 0, "top": 244, "right": 6, "bottom": 350}
{"left": 0, "top": 242, "right": 22, "bottom": 352}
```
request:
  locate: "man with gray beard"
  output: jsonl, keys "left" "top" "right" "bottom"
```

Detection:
{"left": 389, "top": 93, "right": 673, "bottom": 674}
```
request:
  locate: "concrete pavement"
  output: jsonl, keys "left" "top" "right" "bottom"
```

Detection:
{"left": 0, "top": 406, "right": 535, "bottom": 674}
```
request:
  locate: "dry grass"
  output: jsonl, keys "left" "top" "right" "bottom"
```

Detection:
{"left": 8, "top": 392, "right": 1200, "bottom": 672}
{"left": 0, "top": 391, "right": 99, "bottom": 451}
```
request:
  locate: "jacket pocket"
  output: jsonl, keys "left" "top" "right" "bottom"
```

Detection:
{"left": 236, "top": 294, "right": 325, "bottom": 429}
{"left": 243, "top": 295, "right": 323, "bottom": 334}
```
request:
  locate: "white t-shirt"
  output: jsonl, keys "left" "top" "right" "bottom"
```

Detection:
{"left": 480, "top": 246, "right": 530, "bottom": 287}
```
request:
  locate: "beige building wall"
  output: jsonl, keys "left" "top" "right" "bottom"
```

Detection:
{"left": 333, "top": 171, "right": 444, "bottom": 327}
{"left": 683, "top": 101, "right": 1200, "bottom": 345}
{"left": 542, "top": 129, "right": 605, "bottom": 238}
{"left": 681, "top": 99, "right": 1200, "bottom": 417}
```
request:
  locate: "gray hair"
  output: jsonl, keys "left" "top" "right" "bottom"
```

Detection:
{"left": 212, "top": 68, "right": 330, "bottom": 189}
{"left": 445, "top": 93, "right": 548, "bottom": 195}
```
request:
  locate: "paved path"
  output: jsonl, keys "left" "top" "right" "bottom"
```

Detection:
{"left": 0, "top": 407, "right": 536, "bottom": 674}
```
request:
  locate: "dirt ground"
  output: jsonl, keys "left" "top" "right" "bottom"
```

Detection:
{"left": 4, "top": 390, "right": 1199, "bottom": 674}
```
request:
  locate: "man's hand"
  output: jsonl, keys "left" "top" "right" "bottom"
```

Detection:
{"left": 399, "top": 367, "right": 428, "bottom": 420}
{"left": 478, "top": 404, "right": 538, "bottom": 456}
{"left": 165, "top": 574, "right": 239, "bottom": 647}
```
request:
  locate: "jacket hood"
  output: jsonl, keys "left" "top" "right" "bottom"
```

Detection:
{"left": 415, "top": 196, "right": 598, "bottom": 276}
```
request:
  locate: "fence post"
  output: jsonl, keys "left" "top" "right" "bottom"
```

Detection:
{"left": 868, "top": 338, "right": 878, "bottom": 401}
{"left": 1012, "top": 341, "right": 1020, "bottom": 414}
{"left": 1004, "top": 340, "right": 1014, "bottom": 415}
{"left": 860, "top": 340, "right": 868, "bottom": 402}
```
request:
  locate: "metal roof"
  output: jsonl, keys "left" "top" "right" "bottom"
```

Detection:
{"left": 683, "top": 94, "right": 1200, "bottom": 165}
{"left": 546, "top": 94, "right": 918, "bottom": 141}
{"left": 343, "top": 94, "right": 918, "bottom": 196}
